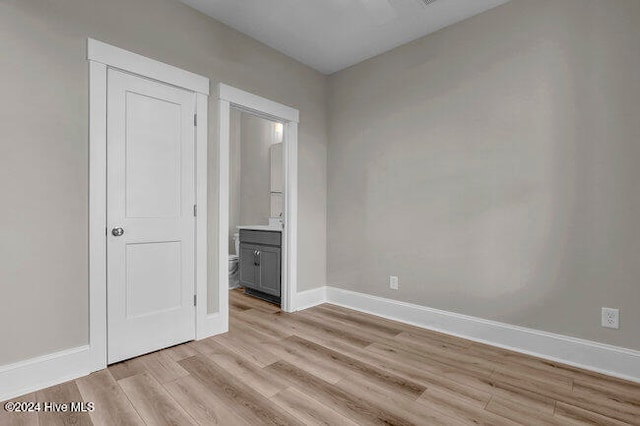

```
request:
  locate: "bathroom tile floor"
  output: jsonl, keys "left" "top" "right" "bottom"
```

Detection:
{"left": 3, "top": 288, "right": 639, "bottom": 425}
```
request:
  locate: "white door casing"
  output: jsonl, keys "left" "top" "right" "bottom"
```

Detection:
{"left": 89, "top": 39, "right": 212, "bottom": 372}
{"left": 217, "top": 84, "right": 299, "bottom": 313}
{"left": 106, "top": 69, "right": 196, "bottom": 363}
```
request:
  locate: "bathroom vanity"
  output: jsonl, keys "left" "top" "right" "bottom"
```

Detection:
{"left": 238, "top": 228, "right": 281, "bottom": 304}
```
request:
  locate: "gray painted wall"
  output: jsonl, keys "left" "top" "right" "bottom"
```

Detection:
{"left": 0, "top": 0, "right": 327, "bottom": 365}
{"left": 327, "top": 0, "right": 640, "bottom": 351}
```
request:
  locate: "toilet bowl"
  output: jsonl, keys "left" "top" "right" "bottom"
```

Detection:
{"left": 229, "top": 233, "right": 240, "bottom": 289}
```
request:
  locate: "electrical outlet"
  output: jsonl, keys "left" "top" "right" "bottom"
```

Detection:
{"left": 389, "top": 275, "right": 399, "bottom": 290}
{"left": 601, "top": 307, "right": 619, "bottom": 329}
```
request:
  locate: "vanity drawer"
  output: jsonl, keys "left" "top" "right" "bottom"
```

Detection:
{"left": 239, "top": 229, "right": 281, "bottom": 246}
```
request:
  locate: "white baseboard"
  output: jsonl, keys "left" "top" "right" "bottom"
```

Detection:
{"left": 0, "top": 286, "right": 319, "bottom": 401}
{"left": 325, "top": 286, "right": 640, "bottom": 384}
{"left": 294, "top": 287, "right": 327, "bottom": 311}
{"left": 1, "top": 310, "right": 228, "bottom": 402}
{"left": 4, "top": 286, "right": 638, "bottom": 402}
{"left": 0, "top": 346, "right": 95, "bottom": 402}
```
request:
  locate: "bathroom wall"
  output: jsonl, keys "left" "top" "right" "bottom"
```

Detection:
{"left": 228, "top": 109, "right": 281, "bottom": 253}
{"left": 0, "top": 0, "right": 328, "bottom": 366}
{"left": 238, "top": 112, "right": 281, "bottom": 227}
{"left": 327, "top": 0, "right": 640, "bottom": 350}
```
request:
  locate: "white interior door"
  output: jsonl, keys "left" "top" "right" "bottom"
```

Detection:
{"left": 107, "top": 69, "right": 196, "bottom": 364}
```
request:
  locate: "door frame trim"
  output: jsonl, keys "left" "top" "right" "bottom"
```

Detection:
{"left": 218, "top": 84, "right": 299, "bottom": 313}
{"left": 87, "top": 38, "right": 210, "bottom": 371}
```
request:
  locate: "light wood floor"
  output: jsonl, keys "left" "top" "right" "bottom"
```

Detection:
{"left": 3, "top": 289, "right": 640, "bottom": 425}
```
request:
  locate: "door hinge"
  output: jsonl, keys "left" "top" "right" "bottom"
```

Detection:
{"left": 193, "top": 204, "right": 197, "bottom": 217}
{"left": 194, "top": 294, "right": 197, "bottom": 306}
{"left": 194, "top": 114, "right": 197, "bottom": 127}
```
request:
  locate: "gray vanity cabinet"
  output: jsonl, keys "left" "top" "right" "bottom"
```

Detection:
{"left": 255, "top": 246, "right": 281, "bottom": 296}
{"left": 238, "top": 230, "right": 281, "bottom": 303}
{"left": 239, "top": 244, "right": 259, "bottom": 288}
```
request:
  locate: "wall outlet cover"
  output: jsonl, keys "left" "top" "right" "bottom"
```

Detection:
{"left": 601, "top": 307, "right": 619, "bottom": 329}
{"left": 389, "top": 275, "right": 399, "bottom": 290}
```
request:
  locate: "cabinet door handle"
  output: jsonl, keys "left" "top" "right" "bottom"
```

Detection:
{"left": 256, "top": 250, "right": 261, "bottom": 266}
{"left": 253, "top": 250, "right": 258, "bottom": 266}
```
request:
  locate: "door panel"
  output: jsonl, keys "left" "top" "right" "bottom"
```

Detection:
{"left": 125, "top": 242, "right": 182, "bottom": 319}
{"left": 125, "top": 92, "right": 182, "bottom": 218}
{"left": 258, "top": 246, "right": 281, "bottom": 297}
{"left": 239, "top": 243, "right": 259, "bottom": 289}
{"left": 107, "top": 69, "right": 196, "bottom": 364}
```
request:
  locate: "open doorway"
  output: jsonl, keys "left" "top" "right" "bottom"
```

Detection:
{"left": 228, "top": 109, "right": 285, "bottom": 305}
{"left": 218, "top": 84, "right": 299, "bottom": 318}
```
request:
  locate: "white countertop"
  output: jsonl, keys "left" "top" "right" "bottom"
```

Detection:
{"left": 237, "top": 225, "right": 282, "bottom": 232}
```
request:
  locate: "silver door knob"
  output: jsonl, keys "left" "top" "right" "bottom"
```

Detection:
{"left": 111, "top": 227, "right": 124, "bottom": 237}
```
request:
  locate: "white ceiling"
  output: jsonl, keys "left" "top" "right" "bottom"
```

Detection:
{"left": 179, "top": 0, "right": 511, "bottom": 74}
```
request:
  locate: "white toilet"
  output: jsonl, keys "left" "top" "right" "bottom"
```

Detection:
{"left": 229, "top": 233, "right": 240, "bottom": 289}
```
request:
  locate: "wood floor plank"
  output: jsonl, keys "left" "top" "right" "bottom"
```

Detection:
{"left": 164, "top": 375, "right": 252, "bottom": 425}
{"left": 212, "top": 329, "right": 281, "bottom": 367}
{"left": 468, "top": 341, "right": 631, "bottom": 391}
{"left": 118, "top": 372, "right": 197, "bottom": 426}
{"left": 334, "top": 372, "right": 465, "bottom": 426}
{"left": 107, "top": 357, "right": 147, "bottom": 382}
{"left": 301, "top": 307, "right": 402, "bottom": 341}
{"left": 290, "top": 311, "right": 374, "bottom": 347}
{"left": 554, "top": 362, "right": 640, "bottom": 388}
{"left": 554, "top": 401, "right": 632, "bottom": 426}
{"left": 307, "top": 336, "right": 493, "bottom": 409}
{"left": 230, "top": 289, "right": 281, "bottom": 313}
{"left": 395, "top": 330, "right": 472, "bottom": 352}
{"left": 281, "top": 335, "right": 426, "bottom": 398}
{"left": 228, "top": 313, "right": 284, "bottom": 344}
{"left": 36, "top": 381, "right": 92, "bottom": 426}
{"left": 229, "top": 301, "right": 246, "bottom": 313}
{"left": 490, "top": 380, "right": 557, "bottom": 415}
{"left": 369, "top": 339, "right": 495, "bottom": 377}
{"left": 572, "top": 377, "right": 640, "bottom": 406}
{"left": 0, "top": 393, "right": 39, "bottom": 426}
{"left": 203, "top": 339, "right": 290, "bottom": 398}
{"left": 242, "top": 308, "right": 364, "bottom": 347}
{"left": 417, "top": 392, "right": 520, "bottom": 426}
{"left": 419, "top": 376, "right": 493, "bottom": 410}
{"left": 272, "top": 387, "right": 362, "bottom": 426}
{"left": 266, "top": 360, "right": 419, "bottom": 425}
{"left": 165, "top": 341, "right": 200, "bottom": 362}
{"left": 319, "top": 304, "right": 473, "bottom": 349}
{"left": 568, "top": 383, "right": 640, "bottom": 424}
{"left": 491, "top": 369, "right": 640, "bottom": 424}
{"left": 492, "top": 362, "right": 573, "bottom": 391}
{"left": 491, "top": 369, "right": 572, "bottom": 398}
{"left": 136, "top": 350, "right": 190, "bottom": 384}
{"left": 236, "top": 309, "right": 293, "bottom": 339}
{"left": 365, "top": 342, "right": 495, "bottom": 394}
{"left": 303, "top": 308, "right": 474, "bottom": 363}
{"left": 187, "top": 336, "right": 220, "bottom": 355}
{"left": 485, "top": 396, "right": 563, "bottom": 426}
{"left": 179, "top": 355, "right": 305, "bottom": 426}
{"left": 312, "top": 304, "right": 406, "bottom": 336}
{"left": 75, "top": 370, "right": 144, "bottom": 426}
{"left": 262, "top": 340, "right": 347, "bottom": 384}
